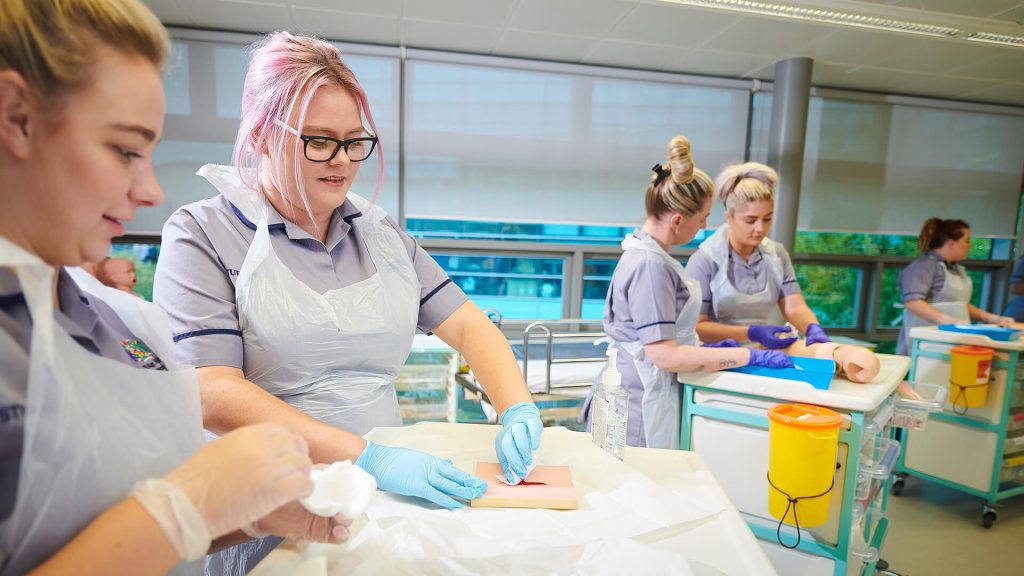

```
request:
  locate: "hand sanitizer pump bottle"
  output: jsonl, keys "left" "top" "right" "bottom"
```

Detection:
{"left": 591, "top": 347, "right": 628, "bottom": 460}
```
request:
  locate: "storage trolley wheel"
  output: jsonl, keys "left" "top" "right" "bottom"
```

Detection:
{"left": 890, "top": 473, "right": 907, "bottom": 496}
{"left": 981, "top": 506, "right": 998, "bottom": 529}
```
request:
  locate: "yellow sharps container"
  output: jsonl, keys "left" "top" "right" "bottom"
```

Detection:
{"left": 768, "top": 403, "right": 841, "bottom": 529}
{"left": 949, "top": 345, "right": 993, "bottom": 411}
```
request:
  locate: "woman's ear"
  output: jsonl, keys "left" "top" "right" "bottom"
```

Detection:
{"left": 0, "top": 71, "right": 35, "bottom": 160}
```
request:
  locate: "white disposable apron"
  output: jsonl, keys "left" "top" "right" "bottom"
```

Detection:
{"left": 0, "top": 238, "right": 203, "bottom": 575}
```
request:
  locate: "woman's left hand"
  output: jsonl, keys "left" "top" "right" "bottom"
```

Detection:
{"left": 805, "top": 323, "right": 831, "bottom": 346}
{"left": 246, "top": 500, "right": 352, "bottom": 544}
{"left": 986, "top": 314, "right": 1015, "bottom": 328}
{"left": 495, "top": 402, "right": 543, "bottom": 484}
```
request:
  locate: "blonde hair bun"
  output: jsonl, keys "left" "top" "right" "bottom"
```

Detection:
{"left": 667, "top": 135, "right": 695, "bottom": 186}
{"left": 715, "top": 162, "right": 778, "bottom": 214}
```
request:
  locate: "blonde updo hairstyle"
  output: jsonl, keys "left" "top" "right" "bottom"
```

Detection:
{"left": 716, "top": 162, "right": 777, "bottom": 215}
{"left": 646, "top": 135, "right": 714, "bottom": 220}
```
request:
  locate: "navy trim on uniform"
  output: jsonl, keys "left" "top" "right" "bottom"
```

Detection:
{"left": 902, "top": 292, "right": 927, "bottom": 299}
{"left": 782, "top": 279, "right": 799, "bottom": 285}
{"left": 636, "top": 320, "right": 676, "bottom": 330}
{"left": 0, "top": 293, "right": 25, "bottom": 308}
{"left": 172, "top": 328, "right": 243, "bottom": 343}
{"left": 342, "top": 211, "right": 363, "bottom": 223}
{"left": 420, "top": 278, "right": 453, "bottom": 306}
{"left": 229, "top": 202, "right": 287, "bottom": 232}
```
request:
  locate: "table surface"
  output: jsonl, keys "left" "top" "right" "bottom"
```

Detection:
{"left": 680, "top": 353, "right": 910, "bottom": 412}
{"left": 253, "top": 422, "right": 776, "bottom": 576}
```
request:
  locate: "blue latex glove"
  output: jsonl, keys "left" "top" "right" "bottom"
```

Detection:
{"left": 748, "top": 349, "right": 795, "bottom": 369}
{"left": 805, "top": 323, "right": 831, "bottom": 346}
{"left": 495, "top": 402, "right": 543, "bottom": 484}
{"left": 747, "top": 325, "right": 799, "bottom": 349}
{"left": 355, "top": 442, "right": 487, "bottom": 509}
{"left": 703, "top": 339, "right": 740, "bottom": 348}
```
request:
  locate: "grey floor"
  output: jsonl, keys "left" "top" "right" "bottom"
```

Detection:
{"left": 880, "top": 478, "right": 1024, "bottom": 575}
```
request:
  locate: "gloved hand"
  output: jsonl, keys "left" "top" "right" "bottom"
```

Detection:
{"left": 748, "top": 349, "right": 795, "bottom": 369}
{"left": 495, "top": 402, "right": 543, "bottom": 484}
{"left": 805, "top": 323, "right": 831, "bottom": 346}
{"left": 747, "top": 325, "right": 799, "bottom": 349}
{"left": 132, "top": 423, "right": 313, "bottom": 561}
{"left": 356, "top": 442, "right": 487, "bottom": 509}
{"left": 703, "top": 339, "right": 740, "bottom": 348}
{"left": 243, "top": 500, "right": 352, "bottom": 544}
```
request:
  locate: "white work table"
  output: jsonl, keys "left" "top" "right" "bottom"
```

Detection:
{"left": 679, "top": 354, "right": 911, "bottom": 411}
{"left": 251, "top": 422, "right": 776, "bottom": 576}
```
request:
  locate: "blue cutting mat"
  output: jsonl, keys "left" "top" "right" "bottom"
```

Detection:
{"left": 728, "top": 356, "right": 836, "bottom": 390}
{"left": 937, "top": 324, "right": 1021, "bottom": 342}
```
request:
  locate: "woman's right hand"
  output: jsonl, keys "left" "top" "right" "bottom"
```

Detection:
{"left": 166, "top": 423, "right": 314, "bottom": 539}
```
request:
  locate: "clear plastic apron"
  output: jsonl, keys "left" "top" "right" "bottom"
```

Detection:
{"left": 898, "top": 259, "right": 971, "bottom": 355}
{"left": 608, "top": 233, "right": 701, "bottom": 450}
{"left": 197, "top": 164, "right": 419, "bottom": 436}
{"left": 0, "top": 238, "right": 203, "bottom": 575}
{"left": 697, "top": 224, "right": 786, "bottom": 327}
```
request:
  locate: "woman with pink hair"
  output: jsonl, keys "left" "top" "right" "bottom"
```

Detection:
{"left": 154, "top": 32, "right": 541, "bottom": 572}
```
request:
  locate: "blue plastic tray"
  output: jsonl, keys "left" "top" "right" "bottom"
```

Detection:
{"left": 727, "top": 356, "right": 836, "bottom": 390}
{"left": 937, "top": 324, "right": 1021, "bottom": 342}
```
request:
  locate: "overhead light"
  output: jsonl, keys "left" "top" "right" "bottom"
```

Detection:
{"left": 963, "top": 32, "right": 1024, "bottom": 48}
{"left": 656, "top": 0, "right": 961, "bottom": 38}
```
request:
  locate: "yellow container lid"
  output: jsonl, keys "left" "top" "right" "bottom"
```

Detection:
{"left": 950, "top": 345, "right": 994, "bottom": 357}
{"left": 769, "top": 403, "right": 842, "bottom": 429}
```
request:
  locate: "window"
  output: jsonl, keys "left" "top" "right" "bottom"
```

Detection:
{"left": 793, "top": 264, "right": 862, "bottom": 328}
{"left": 582, "top": 258, "right": 618, "bottom": 319}
{"left": 878, "top": 265, "right": 987, "bottom": 330}
{"left": 108, "top": 242, "right": 161, "bottom": 301}
{"left": 429, "top": 254, "right": 564, "bottom": 320}
{"left": 800, "top": 95, "right": 1024, "bottom": 239}
{"left": 404, "top": 59, "right": 749, "bottom": 236}
{"left": 795, "top": 231, "right": 994, "bottom": 259}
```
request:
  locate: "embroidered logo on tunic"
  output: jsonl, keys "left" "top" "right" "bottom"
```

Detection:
{"left": 119, "top": 339, "right": 167, "bottom": 371}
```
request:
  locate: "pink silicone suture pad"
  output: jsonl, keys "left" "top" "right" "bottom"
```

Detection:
{"left": 469, "top": 462, "right": 578, "bottom": 510}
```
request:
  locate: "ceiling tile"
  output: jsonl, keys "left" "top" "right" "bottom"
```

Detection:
{"left": 665, "top": 48, "right": 775, "bottom": 78}
{"left": 804, "top": 28, "right": 939, "bottom": 68}
{"left": 495, "top": 29, "right": 601, "bottom": 62}
{"left": 809, "top": 62, "right": 856, "bottom": 85}
{"left": 173, "top": 0, "right": 290, "bottom": 34}
{"left": 583, "top": 40, "right": 688, "bottom": 70}
{"left": 991, "top": 4, "right": 1024, "bottom": 23}
{"left": 403, "top": 0, "right": 519, "bottom": 27}
{"left": 891, "top": 37, "right": 1012, "bottom": 75}
{"left": 608, "top": 3, "right": 739, "bottom": 48}
{"left": 402, "top": 19, "right": 500, "bottom": 53}
{"left": 903, "top": 0, "right": 1021, "bottom": 18}
{"left": 950, "top": 52, "right": 1024, "bottom": 83}
{"left": 509, "top": 0, "right": 635, "bottom": 37}
{"left": 291, "top": 7, "right": 399, "bottom": 44}
{"left": 288, "top": 0, "right": 398, "bottom": 15}
{"left": 142, "top": 0, "right": 192, "bottom": 25}
{"left": 698, "top": 16, "right": 833, "bottom": 56}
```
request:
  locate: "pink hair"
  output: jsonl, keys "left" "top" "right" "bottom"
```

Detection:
{"left": 233, "top": 32, "right": 384, "bottom": 235}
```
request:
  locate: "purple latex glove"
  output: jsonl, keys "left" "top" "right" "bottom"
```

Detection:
{"left": 747, "top": 325, "right": 799, "bottom": 349}
{"left": 703, "top": 339, "right": 740, "bottom": 348}
{"left": 805, "top": 323, "right": 831, "bottom": 346}
{"left": 748, "top": 349, "right": 795, "bottom": 369}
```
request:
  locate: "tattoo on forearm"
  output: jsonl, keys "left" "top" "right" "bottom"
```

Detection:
{"left": 718, "top": 358, "right": 738, "bottom": 368}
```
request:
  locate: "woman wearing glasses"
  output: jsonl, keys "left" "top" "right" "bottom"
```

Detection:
{"left": 154, "top": 32, "right": 540, "bottom": 572}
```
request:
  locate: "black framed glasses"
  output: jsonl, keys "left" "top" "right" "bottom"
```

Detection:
{"left": 275, "top": 119, "right": 378, "bottom": 163}
{"left": 298, "top": 134, "right": 378, "bottom": 163}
